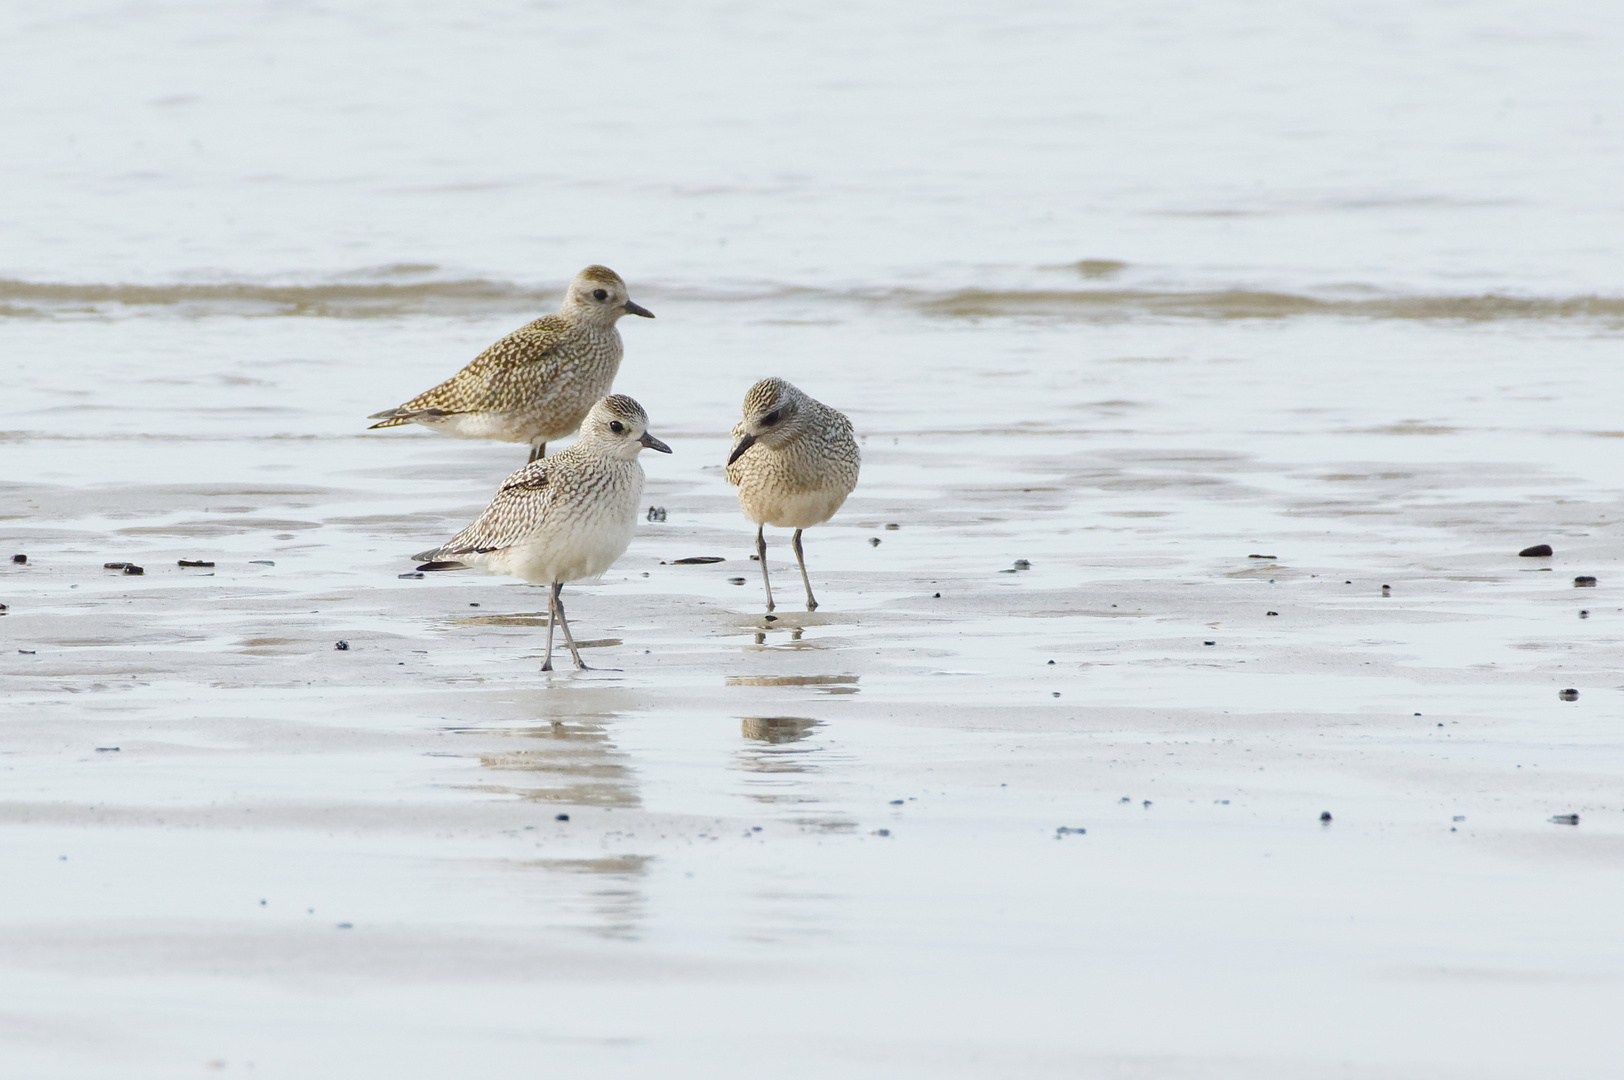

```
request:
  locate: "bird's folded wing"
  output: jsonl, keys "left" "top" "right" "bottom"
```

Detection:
{"left": 372, "top": 315, "right": 569, "bottom": 417}
{"left": 434, "top": 463, "right": 556, "bottom": 555}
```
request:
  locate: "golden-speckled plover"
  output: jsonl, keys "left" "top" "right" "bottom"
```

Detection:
{"left": 413, "top": 395, "right": 672, "bottom": 671}
{"left": 725, "top": 378, "right": 859, "bottom": 612}
{"left": 369, "top": 266, "right": 654, "bottom": 463}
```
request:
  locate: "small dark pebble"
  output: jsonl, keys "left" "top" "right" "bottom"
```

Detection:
{"left": 1559, "top": 688, "right": 1579, "bottom": 701}
{"left": 1055, "top": 826, "right": 1086, "bottom": 836}
{"left": 869, "top": 537, "right": 881, "bottom": 547}
{"left": 398, "top": 572, "right": 423, "bottom": 579}
{"left": 764, "top": 614, "right": 777, "bottom": 622}
{"left": 672, "top": 556, "right": 725, "bottom": 564}
{"left": 1203, "top": 640, "right": 1215, "bottom": 646}
{"left": 889, "top": 799, "right": 904, "bottom": 806}
{"left": 1518, "top": 544, "right": 1554, "bottom": 557}
{"left": 1013, "top": 559, "right": 1030, "bottom": 570}
{"left": 1248, "top": 554, "right": 1277, "bottom": 559}
{"left": 177, "top": 559, "right": 215, "bottom": 568}
{"left": 728, "top": 577, "right": 746, "bottom": 585}
{"left": 18, "top": 649, "right": 35, "bottom": 654}
{"left": 1266, "top": 610, "right": 1278, "bottom": 616}
{"left": 884, "top": 523, "right": 899, "bottom": 530}
{"left": 646, "top": 506, "right": 666, "bottom": 522}
{"left": 250, "top": 560, "right": 274, "bottom": 566}
{"left": 1579, "top": 609, "right": 1589, "bottom": 618}
{"left": 1550, "top": 814, "right": 1580, "bottom": 826}
{"left": 1052, "top": 691, "right": 1060, "bottom": 697}
{"left": 469, "top": 602, "right": 479, "bottom": 607}
{"left": 122, "top": 565, "right": 144, "bottom": 576}
{"left": 555, "top": 813, "right": 570, "bottom": 822}
{"left": 11, "top": 554, "right": 27, "bottom": 564}
{"left": 334, "top": 640, "right": 349, "bottom": 650}
{"left": 1047, "top": 660, "right": 1055, "bottom": 665}
{"left": 933, "top": 592, "right": 940, "bottom": 598}
{"left": 1574, "top": 576, "right": 1597, "bottom": 587}
{"left": 95, "top": 747, "right": 120, "bottom": 752}
{"left": 1320, "top": 811, "right": 1333, "bottom": 823}
{"left": 0, "top": 603, "right": 7, "bottom": 613}
{"left": 1381, "top": 585, "right": 1391, "bottom": 595}
{"left": 104, "top": 562, "right": 131, "bottom": 570}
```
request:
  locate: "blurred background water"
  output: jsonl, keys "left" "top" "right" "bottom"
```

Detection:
{"left": 4, "top": 0, "right": 1624, "bottom": 300}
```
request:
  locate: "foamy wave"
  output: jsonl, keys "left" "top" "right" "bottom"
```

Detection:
{"left": 3, "top": 276, "right": 1622, "bottom": 323}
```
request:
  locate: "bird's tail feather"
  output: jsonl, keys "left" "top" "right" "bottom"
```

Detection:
{"left": 368, "top": 406, "right": 451, "bottom": 430}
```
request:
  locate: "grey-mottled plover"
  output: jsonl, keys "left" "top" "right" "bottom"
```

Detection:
{"left": 725, "top": 377, "right": 859, "bottom": 611}
{"left": 412, "top": 395, "right": 672, "bottom": 670}
{"left": 369, "top": 266, "right": 654, "bottom": 463}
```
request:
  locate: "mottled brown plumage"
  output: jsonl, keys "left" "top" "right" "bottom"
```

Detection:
{"left": 413, "top": 395, "right": 672, "bottom": 671}
{"left": 369, "top": 266, "right": 653, "bottom": 463}
{"left": 725, "top": 377, "right": 860, "bottom": 611}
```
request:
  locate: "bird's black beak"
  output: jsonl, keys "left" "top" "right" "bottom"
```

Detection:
{"left": 640, "top": 430, "right": 672, "bottom": 453}
{"left": 727, "top": 432, "right": 756, "bottom": 466}
{"left": 623, "top": 300, "right": 655, "bottom": 318}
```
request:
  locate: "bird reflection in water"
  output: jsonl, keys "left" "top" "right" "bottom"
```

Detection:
{"left": 454, "top": 716, "right": 649, "bottom": 939}
{"left": 738, "top": 717, "right": 855, "bottom": 833}
{"left": 510, "top": 854, "right": 651, "bottom": 941}
{"left": 459, "top": 716, "right": 639, "bottom": 807}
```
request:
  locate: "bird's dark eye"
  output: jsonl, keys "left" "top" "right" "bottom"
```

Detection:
{"left": 609, "top": 420, "right": 625, "bottom": 434}
{"left": 762, "top": 410, "right": 781, "bottom": 426}
{"left": 592, "top": 288, "right": 609, "bottom": 301}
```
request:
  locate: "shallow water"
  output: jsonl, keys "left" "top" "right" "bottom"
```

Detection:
{"left": 4, "top": 2, "right": 1624, "bottom": 1078}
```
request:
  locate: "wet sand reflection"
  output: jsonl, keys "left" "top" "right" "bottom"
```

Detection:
{"left": 737, "top": 717, "right": 855, "bottom": 832}
{"left": 457, "top": 717, "right": 640, "bottom": 807}
{"left": 458, "top": 713, "right": 650, "bottom": 939}
{"left": 507, "top": 855, "right": 652, "bottom": 941}
{"left": 727, "top": 675, "right": 859, "bottom": 694}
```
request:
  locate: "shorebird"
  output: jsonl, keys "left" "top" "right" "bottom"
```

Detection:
{"left": 368, "top": 266, "right": 653, "bottom": 463}
{"left": 412, "top": 395, "right": 672, "bottom": 671}
{"left": 725, "top": 378, "right": 859, "bottom": 612}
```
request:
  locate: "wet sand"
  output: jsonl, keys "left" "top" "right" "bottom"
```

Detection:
{"left": 4, "top": 295, "right": 1623, "bottom": 1077}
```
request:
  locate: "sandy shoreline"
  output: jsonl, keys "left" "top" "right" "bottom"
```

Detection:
{"left": 4, "top": 296, "right": 1623, "bottom": 1076}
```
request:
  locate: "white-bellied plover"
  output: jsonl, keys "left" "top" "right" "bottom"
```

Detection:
{"left": 369, "top": 266, "right": 654, "bottom": 463}
{"left": 412, "top": 395, "right": 672, "bottom": 670}
{"left": 725, "top": 378, "right": 859, "bottom": 611}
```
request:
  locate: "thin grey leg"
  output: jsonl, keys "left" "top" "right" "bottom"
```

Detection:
{"left": 756, "top": 524, "right": 775, "bottom": 612}
{"left": 792, "top": 528, "right": 818, "bottom": 611}
{"left": 527, "top": 442, "right": 546, "bottom": 464}
{"left": 554, "top": 582, "right": 589, "bottom": 670}
{"left": 541, "top": 583, "right": 558, "bottom": 671}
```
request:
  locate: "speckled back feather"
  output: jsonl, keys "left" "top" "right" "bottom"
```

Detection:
{"left": 368, "top": 266, "right": 649, "bottom": 448}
